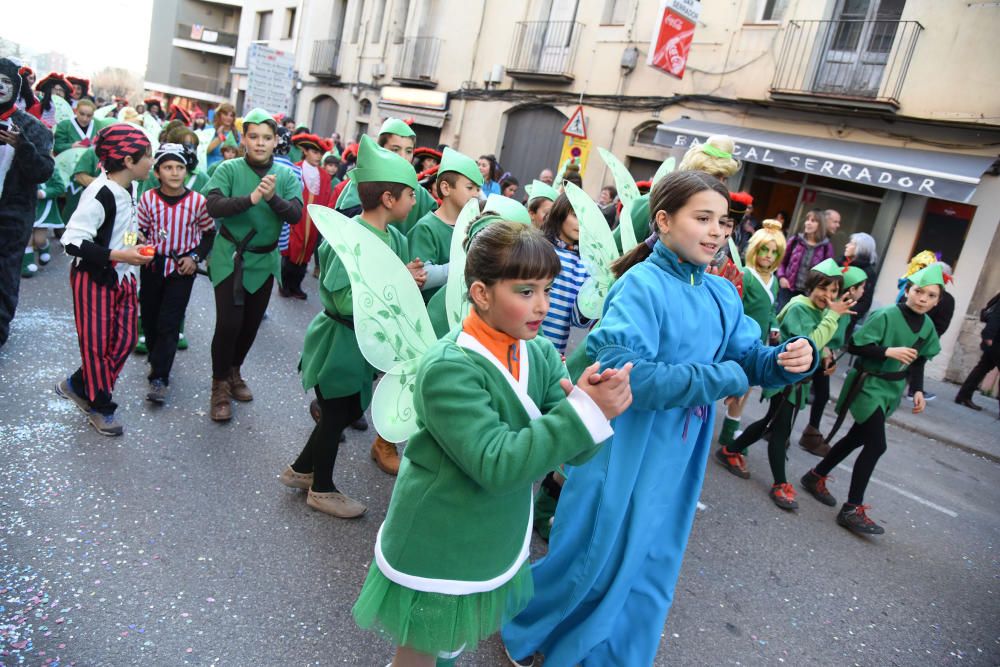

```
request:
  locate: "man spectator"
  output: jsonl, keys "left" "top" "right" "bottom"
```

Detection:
{"left": 954, "top": 291, "right": 1000, "bottom": 412}
{"left": 0, "top": 59, "right": 55, "bottom": 348}
{"left": 539, "top": 168, "right": 554, "bottom": 186}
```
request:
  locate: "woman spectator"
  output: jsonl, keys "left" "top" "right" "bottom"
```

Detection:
{"left": 205, "top": 103, "right": 241, "bottom": 168}
{"left": 776, "top": 208, "right": 834, "bottom": 309}
{"left": 843, "top": 232, "right": 879, "bottom": 330}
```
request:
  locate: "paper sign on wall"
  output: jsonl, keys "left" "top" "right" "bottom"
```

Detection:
{"left": 648, "top": 0, "right": 702, "bottom": 79}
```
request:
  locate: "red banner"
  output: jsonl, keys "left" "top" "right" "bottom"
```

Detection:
{"left": 648, "top": 0, "right": 701, "bottom": 79}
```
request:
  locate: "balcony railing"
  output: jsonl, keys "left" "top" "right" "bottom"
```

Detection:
{"left": 178, "top": 72, "right": 231, "bottom": 98}
{"left": 394, "top": 37, "right": 441, "bottom": 87}
{"left": 770, "top": 19, "right": 923, "bottom": 109}
{"left": 507, "top": 21, "right": 582, "bottom": 83}
{"left": 176, "top": 23, "right": 238, "bottom": 49}
{"left": 309, "top": 39, "right": 342, "bottom": 80}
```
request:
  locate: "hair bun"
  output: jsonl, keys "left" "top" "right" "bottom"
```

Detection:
{"left": 762, "top": 219, "right": 782, "bottom": 231}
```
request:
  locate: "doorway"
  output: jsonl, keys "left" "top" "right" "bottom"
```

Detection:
{"left": 813, "top": 0, "right": 905, "bottom": 98}
{"left": 499, "top": 105, "right": 568, "bottom": 201}
{"left": 310, "top": 95, "right": 339, "bottom": 137}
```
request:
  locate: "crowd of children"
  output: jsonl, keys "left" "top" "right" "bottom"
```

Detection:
{"left": 2, "top": 57, "right": 968, "bottom": 665}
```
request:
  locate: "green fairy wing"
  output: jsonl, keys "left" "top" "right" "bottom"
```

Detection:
{"left": 93, "top": 104, "right": 116, "bottom": 120}
{"left": 194, "top": 128, "right": 216, "bottom": 174}
{"left": 310, "top": 204, "right": 437, "bottom": 442}
{"left": 444, "top": 199, "right": 481, "bottom": 330}
{"left": 598, "top": 148, "right": 641, "bottom": 252}
{"left": 143, "top": 114, "right": 162, "bottom": 153}
{"left": 728, "top": 237, "right": 744, "bottom": 272}
{"left": 51, "top": 96, "right": 74, "bottom": 131}
{"left": 564, "top": 182, "right": 620, "bottom": 320}
{"left": 53, "top": 147, "right": 86, "bottom": 189}
{"left": 652, "top": 156, "right": 676, "bottom": 186}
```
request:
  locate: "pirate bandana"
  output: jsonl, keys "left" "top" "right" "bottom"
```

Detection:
{"left": 95, "top": 124, "right": 151, "bottom": 167}
{"left": 154, "top": 143, "right": 187, "bottom": 169}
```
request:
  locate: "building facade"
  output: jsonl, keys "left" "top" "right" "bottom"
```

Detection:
{"left": 144, "top": 0, "right": 242, "bottom": 108}
{"left": 242, "top": 0, "right": 999, "bottom": 382}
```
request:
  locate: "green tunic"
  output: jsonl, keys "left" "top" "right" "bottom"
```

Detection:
{"left": 741, "top": 267, "right": 778, "bottom": 344}
{"left": 298, "top": 218, "right": 411, "bottom": 404}
{"left": 372, "top": 329, "right": 605, "bottom": 588}
{"left": 205, "top": 158, "right": 302, "bottom": 293}
{"left": 335, "top": 178, "right": 437, "bottom": 235}
{"left": 763, "top": 294, "right": 843, "bottom": 408}
{"left": 35, "top": 171, "right": 67, "bottom": 228}
{"left": 53, "top": 118, "right": 95, "bottom": 155}
{"left": 61, "top": 149, "right": 100, "bottom": 221}
{"left": 407, "top": 209, "right": 454, "bottom": 303}
{"left": 836, "top": 305, "right": 940, "bottom": 423}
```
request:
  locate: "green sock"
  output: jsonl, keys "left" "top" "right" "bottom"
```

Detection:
{"left": 719, "top": 416, "right": 740, "bottom": 446}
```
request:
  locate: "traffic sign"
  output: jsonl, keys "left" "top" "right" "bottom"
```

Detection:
{"left": 561, "top": 106, "right": 588, "bottom": 139}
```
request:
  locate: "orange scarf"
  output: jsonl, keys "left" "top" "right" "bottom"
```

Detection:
{"left": 462, "top": 309, "right": 521, "bottom": 380}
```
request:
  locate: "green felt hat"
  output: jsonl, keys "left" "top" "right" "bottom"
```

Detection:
{"left": 907, "top": 263, "right": 945, "bottom": 288}
{"left": 378, "top": 117, "right": 415, "bottom": 138}
{"left": 842, "top": 265, "right": 868, "bottom": 289}
{"left": 349, "top": 135, "right": 417, "bottom": 189}
{"left": 242, "top": 107, "right": 276, "bottom": 130}
{"left": 438, "top": 147, "right": 483, "bottom": 187}
{"left": 811, "top": 258, "right": 842, "bottom": 278}
{"left": 525, "top": 179, "right": 558, "bottom": 203}
{"left": 484, "top": 194, "right": 531, "bottom": 226}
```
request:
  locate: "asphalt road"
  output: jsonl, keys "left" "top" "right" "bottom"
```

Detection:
{"left": 2, "top": 247, "right": 998, "bottom": 666}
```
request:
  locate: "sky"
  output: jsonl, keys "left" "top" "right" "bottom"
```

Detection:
{"left": 5, "top": 0, "right": 154, "bottom": 76}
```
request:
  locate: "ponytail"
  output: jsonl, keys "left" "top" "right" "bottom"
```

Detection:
{"left": 612, "top": 235, "right": 655, "bottom": 278}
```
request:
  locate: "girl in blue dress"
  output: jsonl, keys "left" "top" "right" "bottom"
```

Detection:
{"left": 502, "top": 170, "right": 817, "bottom": 666}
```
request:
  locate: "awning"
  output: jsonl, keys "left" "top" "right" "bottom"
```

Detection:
{"left": 654, "top": 118, "right": 997, "bottom": 203}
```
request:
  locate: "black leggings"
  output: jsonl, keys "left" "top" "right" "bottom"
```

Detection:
{"left": 808, "top": 366, "right": 831, "bottom": 429}
{"left": 291, "top": 389, "right": 363, "bottom": 492}
{"left": 730, "top": 395, "right": 796, "bottom": 484}
{"left": 814, "top": 409, "right": 887, "bottom": 505}
{"left": 140, "top": 264, "right": 195, "bottom": 383}
{"left": 211, "top": 274, "right": 273, "bottom": 379}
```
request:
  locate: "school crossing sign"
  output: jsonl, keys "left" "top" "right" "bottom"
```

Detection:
{"left": 561, "top": 106, "right": 588, "bottom": 139}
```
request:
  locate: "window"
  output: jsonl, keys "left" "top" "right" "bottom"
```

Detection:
{"left": 255, "top": 11, "right": 272, "bottom": 40}
{"left": 755, "top": 0, "right": 789, "bottom": 22}
{"left": 351, "top": 0, "right": 366, "bottom": 44}
{"left": 359, "top": 98, "right": 372, "bottom": 115}
{"left": 371, "top": 0, "right": 387, "bottom": 43}
{"left": 631, "top": 120, "right": 660, "bottom": 146}
{"left": 283, "top": 7, "right": 297, "bottom": 39}
{"left": 602, "top": 0, "right": 630, "bottom": 25}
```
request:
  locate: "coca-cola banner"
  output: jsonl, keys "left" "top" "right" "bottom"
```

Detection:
{"left": 648, "top": 0, "right": 701, "bottom": 79}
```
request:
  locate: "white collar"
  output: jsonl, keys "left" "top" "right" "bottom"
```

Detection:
{"left": 71, "top": 116, "right": 93, "bottom": 140}
{"left": 456, "top": 332, "right": 541, "bottom": 419}
{"left": 748, "top": 266, "right": 776, "bottom": 303}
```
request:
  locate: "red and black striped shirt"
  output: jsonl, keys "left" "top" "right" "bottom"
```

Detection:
{"left": 137, "top": 188, "right": 214, "bottom": 276}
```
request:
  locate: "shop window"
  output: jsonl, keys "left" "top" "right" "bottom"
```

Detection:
{"left": 912, "top": 200, "right": 976, "bottom": 270}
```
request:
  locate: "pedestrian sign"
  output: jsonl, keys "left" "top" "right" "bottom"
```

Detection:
{"left": 561, "top": 106, "right": 588, "bottom": 139}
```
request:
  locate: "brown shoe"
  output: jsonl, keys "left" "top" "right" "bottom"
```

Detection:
{"left": 278, "top": 466, "right": 313, "bottom": 490}
{"left": 210, "top": 379, "right": 232, "bottom": 422}
{"left": 798, "top": 424, "right": 831, "bottom": 457}
{"left": 229, "top": 367, "right": 253, "bottom": 402}
{"left": 370, "top": 435, "right": 400, "bottom": 475}
{"left": 306, "top": 489, "right": 366, "bottom": 518}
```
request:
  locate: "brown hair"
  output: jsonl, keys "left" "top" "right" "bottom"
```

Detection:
{"left": 801, "top": 208, "right": 828, "bottom": 242}
{"left": 804, "top": 270, "right": 843, "bottom": 296}
{"left": 527, "top": 196, "right": 551, "bottom": 215}
{"left": 465, "top": 218, "right": 561, "bottom": 288}
{"left": 357, "top": 181, "right": 410, "bottom": 211}
{"left": 539, "top": 193, "right": 574, "bottom": 243}
{"left": 611, "top": 171, "right": 730, "bottom": 278}
{"left": 436, "top": 170, "right": 464, "bottom": 192}
{"left": 378, "top": 133, "right": 415, "bottom": 149}
{"left": 213, "top": 102, "right": 236, "bottom": 130}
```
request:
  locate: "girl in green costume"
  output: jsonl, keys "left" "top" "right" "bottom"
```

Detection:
{"left": 801, "top": 264, "right": 944, "bottom": 535}
{"left": 353, "top": 219, "right": 632, "bottom": 666}
{"left": 717, "top": 219, "right": 787, "bottom": 449}
{"left": 717, "top": 258, "right": 854, "bottom": 510}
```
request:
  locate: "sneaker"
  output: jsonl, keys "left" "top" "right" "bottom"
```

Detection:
{"left": 351, "top": 415, "right": 369, "bottom": 431}
{"left": 176, "top": 332, "right": 189, "bottom": 350}
{"left": 87, "top": 410, "right": 124, "bottom": 436}
{"left": 800, "top": 469, "right": 837, "bottom": 506}
{"left": 503, "top": 644, "right": 535, "bottom": 667}
{"left": 836, "top": 504, "right": 885, "bottom": 535}
{"left": 714, "top": 447, "right": 750, "bottom": 479}
{"left": 769, "top": 483, "right": 799, "bottom": 510}
{"left": 55, "top": 377, "right": 91, "bottom": 414}
{"left": 798, "top": 424, "right": 831, "bottom": 457}
{"left": 146, "top": 378, "right": 168, "bottom": 404}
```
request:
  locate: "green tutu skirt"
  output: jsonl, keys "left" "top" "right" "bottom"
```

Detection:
{"left": 352, "top": 560, "right": 534, "bottom": 657}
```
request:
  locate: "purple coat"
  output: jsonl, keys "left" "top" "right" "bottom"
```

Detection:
{"left": 777, "top": 234, "right": 834, "bottom": 289}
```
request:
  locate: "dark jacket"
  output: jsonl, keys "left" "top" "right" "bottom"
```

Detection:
{"left": 0, "top": 110, "right": 54, "bottom": 229}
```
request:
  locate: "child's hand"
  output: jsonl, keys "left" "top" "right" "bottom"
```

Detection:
{"left": 257, "top": 175, "right": 277, "bottom": 201}
{"left": 111, "top": 246, "right": 155, "bottom": 266}
{"left": 724, "top": 394, "right": 747, "bottom": 409}
{"left": 828, "top": 296, "right": 857, "bottom": 317}
{"left": 912, "top": 391, "right": 926, "bottom": 414}
{"left": 560, "top": 361, "right": 633, "bottom": 420}
{"left": 777, "top": 338, "right": 813, "bottom": 374}
{"left": 886, "top": 346, "right": 918, "bottom": 365}
{"left": 176, "top": 256, "right": 197, "bottom": 275}
{"left": 406, "top": 258, "right": 426, "bottom": 286}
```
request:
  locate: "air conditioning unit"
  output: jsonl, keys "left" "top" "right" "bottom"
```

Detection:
{"left": 372, "top": 63, "right": 386, "bottom": 79}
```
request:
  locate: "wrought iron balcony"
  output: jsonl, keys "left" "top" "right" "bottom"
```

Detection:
{"left": 178, "top": 72, "right": 231, "bottom": 98}
{"left": 394, "top": 37, "right": 442, "bottom": 88}
{"left": 309, "top": 39, "right": 342, "bottom": 80}
{"left": 175, "top": 23, "right": 239, "bottom": 49}
{"left": 770, "top": 19, "right": 923, "bottom": 110}
{"left": 507, "top": 21, "right": 582, "bottom": 83}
